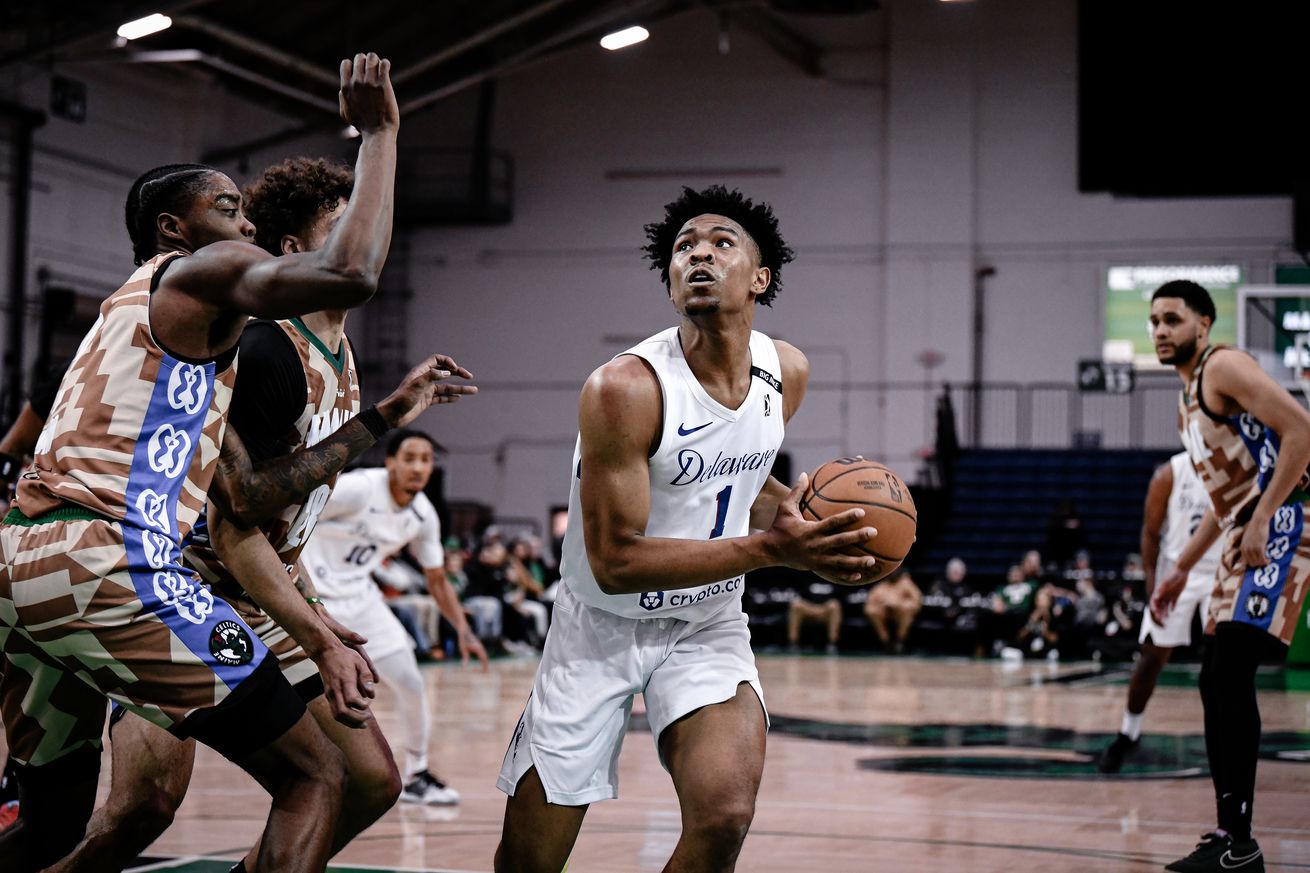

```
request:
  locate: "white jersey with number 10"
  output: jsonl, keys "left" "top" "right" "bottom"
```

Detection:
{"left": 300, "top": 467, "right": 444, "bottom": 612}
{"left": 562, "top": 326, "right": 786, "bottom": 622}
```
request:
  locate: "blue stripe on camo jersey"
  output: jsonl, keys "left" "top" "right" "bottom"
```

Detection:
{"left": 119, "top": 355, "right": 267, "bottom": 690}
{"left": 1231, "top": 412, "right": 1279, "bottom": 495}
{"left": 1231, "top": 503, "right": 1304, "bottom": 634}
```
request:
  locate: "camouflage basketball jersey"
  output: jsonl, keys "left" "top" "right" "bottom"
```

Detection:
{"left": 1178, "top": 344, "right": 1309, "bottom": 525}
{"left": 185, "top": 318, "right": 360, "bottom": 603}
{"left": 17, "top": 252, "right": 235, "bottom": 546}
{"left": 1180, "top": 344, "right": 1310, "bottom": 642}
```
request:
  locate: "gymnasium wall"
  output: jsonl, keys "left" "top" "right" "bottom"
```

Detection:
{"left": 0, "top": 0, "right": 1296, "bottom": 533}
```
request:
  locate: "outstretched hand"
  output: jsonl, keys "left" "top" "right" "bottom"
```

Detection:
{"left": 338, "top": 52, "right": 399, "bottom": 135}
{"left": 1149, "top": 567, "right": 1188, "bottom": 626}
{"left": 377, "top": 353, "right": 478, "bottom": 429}
{"left": 765, "top": 473, "right": 879, "bottom": 584}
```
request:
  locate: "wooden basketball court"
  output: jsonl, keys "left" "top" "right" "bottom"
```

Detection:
{"left": 11, "top": 654, "right": 1310, "bottom": 872}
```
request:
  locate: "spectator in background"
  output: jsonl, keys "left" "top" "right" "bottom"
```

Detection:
{"left": 1106, "top": 583, "right": 1145, "bottom": 641}
{"left": 921, "top": 559, "right": 968, "bottom": 631}
{"left": 443, "top": 537, "right": 468, "bottom": 595}
{"left": 1017, "top": 584, "right": 1061, "bottom": 658}
{"left": 506, "top": 539, "right": 550, "bottom": 649}
{"left": 1121, "top": 552, "right": 1146, "bottom": 584}
{"left": 1068, "top": 575, "right": 1108, "bottom": 656}
{"left": 865, "top": 569, "right": 923, "bottom": 654}
{"left": 1020, "top": 549, "right": 1045, "bottom": 585}
{"left": 990, "top": 563, "right": 1037, "bottom": 655}
{"left": 1044, "top": 500, "right": 1088, "bottom": 569}
{"left": 466, "top": 533, "right": 515, "bottom": 651}
{"left": 921, "top": 557, "right": 990, "bottom": 655}
{"left": 1063, "top": 549, "right": 1095, "bottom": 585}
{"left": 374, "top": 556, "right": 443, "bottom": 661}
{"left": 467, "top": 533, "right": 550, "bottom": 653}
{"left": 787, "top": 579, "right": 843, "bottom": 655}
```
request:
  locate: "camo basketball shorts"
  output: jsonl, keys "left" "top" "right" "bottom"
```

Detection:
{"left": 0, "top": 510, "right": 271, "bottom": 766}
{"left": 215, "top": 583, "right": 321, "bottom": 697}
{"left": 1207, "top": 502, "right": 1310, "bottom": 646}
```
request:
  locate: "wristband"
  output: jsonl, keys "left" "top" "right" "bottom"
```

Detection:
{"left": 305, "top": 596, "right": 323, "bottom": 607}
{"left": 358, "top": 405, "right": 390, "bottom": 440}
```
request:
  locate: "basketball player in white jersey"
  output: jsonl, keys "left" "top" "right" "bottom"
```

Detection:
{"left": 302, "top": 430, "right": 488, "bottom": 806}
{"left": 493, "top": 186, "right": 880, "bottom": 873}
{"left": 1099, "top": 452, "right": 1222, "bottom": 773}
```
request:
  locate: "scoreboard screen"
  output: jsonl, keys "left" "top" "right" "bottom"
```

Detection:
{"left": 1103, "top": 265, "right": 1240, "bottom": 368}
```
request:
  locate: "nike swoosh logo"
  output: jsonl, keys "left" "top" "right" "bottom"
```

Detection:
{"left": 1221, "top": 849, "right": 1263, "bottom": 868}
{"left": 678, "top": 421, "right": 712, "bottom": 436}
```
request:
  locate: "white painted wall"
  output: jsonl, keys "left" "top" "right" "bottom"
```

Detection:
{"left": 0, "top": 0, "right": 1297, "bottom": 534}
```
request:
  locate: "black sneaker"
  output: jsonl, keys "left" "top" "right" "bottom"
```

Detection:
{"left": 400, "top": 770, "right": 461, "bottom": 806}
{"left": 1097, "top": 732, "right": 1138, "bottom": 774}
{"left": 1165, "top": 832, "right": 1263, "bottom": 872}
{"left": 0, "top": 757, "right": 17, "bottom": 834}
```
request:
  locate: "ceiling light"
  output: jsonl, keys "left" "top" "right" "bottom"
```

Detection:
{"left": 117, "top": 13, "right": 173, "bottom": 40}
{"left": 600, "top": 26, "right": 649, "bottom": 51}
{"left": 342, "top": 125, "right": 361, "bottom": 139}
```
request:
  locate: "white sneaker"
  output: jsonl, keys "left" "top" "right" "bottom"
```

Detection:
{"left": 502, "top": 639, "right": 537, "bottom": 657}
{"left": 400, "top": 770, "right": 461, "bottom": 806}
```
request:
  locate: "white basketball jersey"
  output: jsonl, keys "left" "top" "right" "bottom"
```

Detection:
{"left": 564, "top": 327, "right": 786, "bottom": 621}
{"left": 300, "top": 467, "right": 444, "bottom": 611}
{"left": 1159, "top": 451, "right": 1221, "bottom": 580}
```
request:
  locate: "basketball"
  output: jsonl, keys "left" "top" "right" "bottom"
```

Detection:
{"left": 799, "top": 457, "right": 917, "bottom": 583}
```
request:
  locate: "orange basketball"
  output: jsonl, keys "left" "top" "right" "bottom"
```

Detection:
{"left": 799, "top": 457, "right": 917, "bottom": 584}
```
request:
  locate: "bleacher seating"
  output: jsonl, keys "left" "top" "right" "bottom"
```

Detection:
{"left": 925, "top": 449, "right": 1172, "bottom": 582}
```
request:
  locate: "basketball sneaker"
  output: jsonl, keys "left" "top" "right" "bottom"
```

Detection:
{"left": 1164, "top": 832, "right": 1263, "bottom": 871}
{"left": 0, "top": 758, "right": 17, "bottom": 834}
{"left": 1097, "top": 732, "right": 1138, "bottom": 774}
{"left": 401, "top": 770, "right": 461, "bottom": 806}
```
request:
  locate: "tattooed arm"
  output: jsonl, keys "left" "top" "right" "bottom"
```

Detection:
{"left": 212, "top": 351, "right": 477, "bottom": 530}
{"left": 206, "top": 500, "right": 374, "bottom": 727}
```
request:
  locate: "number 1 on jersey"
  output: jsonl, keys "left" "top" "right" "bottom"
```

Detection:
{"left": 709, "top": 485, "right": 733, "bottom": 539}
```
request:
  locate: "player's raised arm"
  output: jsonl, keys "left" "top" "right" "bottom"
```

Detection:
{"left": 161, "top": 53, "right": 399, "bottom": 320}
{"left": 580, "top": 357, "right": 876, "bottom": 594}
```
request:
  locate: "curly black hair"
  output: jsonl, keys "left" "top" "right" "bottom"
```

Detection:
{"left": 243, "top": 157, "right": 354, "bottom": 256}
{"left": 642, "top": 185, "right": 794, "bottom": 307}
{"left": 124, "top": 163, "right": 217, "bottom": 265}
{"left": 1152, "top": 279, "right": 1217, "bottom": 323}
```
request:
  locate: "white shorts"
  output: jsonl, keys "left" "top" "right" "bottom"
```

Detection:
{"left": 1139, "top": 566, "right": 1215, "bottom": 648}
{"left": 496, "top": 583, "right": 767, "bottom": 806}
{"left": 321, "top": 593, "right": 414, "bottom": 662}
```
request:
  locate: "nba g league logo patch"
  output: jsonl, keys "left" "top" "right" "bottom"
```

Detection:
{"left": 209, "top": 620, "right": 254, "bottom": 666}
{"left": 640, "top": 591, "right": 664, "bottom": 611}
{"left": 1245, "top": 592, "right": 1270, "bottom": 620}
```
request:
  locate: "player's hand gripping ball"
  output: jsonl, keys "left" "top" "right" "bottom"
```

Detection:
{"left": 800, "top": 457, "right": 917, "bottom": 583}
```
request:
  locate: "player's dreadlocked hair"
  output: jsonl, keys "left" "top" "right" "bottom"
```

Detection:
{"left": 243, "top": 157, "right": 355, "bottom": 256}
{"left": 642, "top": 185, "right": 794, "bottom": 307}
{"left": 124, "top": 163, "right": 217, "bottom": 265}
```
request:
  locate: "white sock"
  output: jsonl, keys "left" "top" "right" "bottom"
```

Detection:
{"left": 1121, "top": 710, "right": 1144, "bottom": 740}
